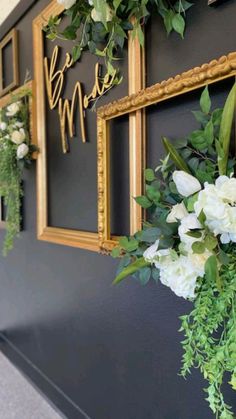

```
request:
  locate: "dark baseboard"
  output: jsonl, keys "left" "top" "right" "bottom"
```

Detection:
{"left": 0, "top": 333, "right": 91, "bottom": 419}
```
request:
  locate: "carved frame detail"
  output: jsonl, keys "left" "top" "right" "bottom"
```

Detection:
{"left": 97, "top": 52, "right": 236, "bottom": 251}
{"left": 0, "top": 29, "right": 19, "bottom": 97}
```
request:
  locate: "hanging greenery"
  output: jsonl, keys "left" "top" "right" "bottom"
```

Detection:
{"left": 0, "top": 89, "right": 37, "bottom": 255}
{"left": 112, "top": 84, "right": 236, "bottom": 418}
{"left": 44, "top": 0, "right": 193, "bottom": 88}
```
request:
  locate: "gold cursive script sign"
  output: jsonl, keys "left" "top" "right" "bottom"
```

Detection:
{"left": 44, "top": 46, "right": 117, "bottom": 153}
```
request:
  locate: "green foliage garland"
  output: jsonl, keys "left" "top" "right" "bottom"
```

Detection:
{"left": 44, "top": 0, "right": 193, "bottom": 89}
{"left": 112, "top": 85, "right": 236, "bottom": 418}
{"left": 0, "top": 90, "right": 36, "bottom": 255}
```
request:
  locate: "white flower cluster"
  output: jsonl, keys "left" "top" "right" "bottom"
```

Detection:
{"left": 143, "top": 170, "right": 235, "bottom": 300}
{"left": 0, "top": 101, "right": 29, "bottom": 160}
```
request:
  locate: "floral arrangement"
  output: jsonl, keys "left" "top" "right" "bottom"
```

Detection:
{"left": 0, "top": 91, "right": 36, "bottom": 255}
{"left": 112, "top": 84, "right": 236, "bottom": 418}
{"left": 44, "top": 0, "right": 192, "bottom": 92}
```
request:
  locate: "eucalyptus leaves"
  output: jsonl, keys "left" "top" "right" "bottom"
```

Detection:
{"left": 112, "top": 84, "right": 236, "bottom": 418}
{"left": 44, "top": 0, "right": 193, "bottom": 93}
{"left": 0, "top": 91, "right": 36, "bottom": 255}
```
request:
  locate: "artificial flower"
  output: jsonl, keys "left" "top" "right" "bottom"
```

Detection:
{"left": 178, "top": 213, "right": 203, "bottom": 252}
{"left": 173, "top": 170, "right": 201, "bottom": 197}
{"left": 57, "top": 0, "right": 77, "bottom": 9}
{"left": 143, "top": 240, "right": 159, "bottom": 262}
{"left": 17, "top": 143, "right": 29, "bottom": 159}
{"left": 194, "top": 175, "right": 236, "bottom": 244}
{"left": 6, "top": 102, "right": 20, "bottom": 116}
{"left": 166, "top": 202, "right": 188, "bottom": 223}
{"left": 158, "top": 253, "right": 206, "bottom": 299}
{"left": 11, "top": 128, "right": 26, "bottom": 145}
{"left": 0, "top": 122, "right": 7, "bottom": 130}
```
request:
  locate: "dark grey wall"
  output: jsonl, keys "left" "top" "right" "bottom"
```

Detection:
{"left": 0, "top": 1, "right": 236, "bottom": 418}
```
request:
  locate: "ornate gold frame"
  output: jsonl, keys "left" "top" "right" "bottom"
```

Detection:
{"left": 33, "top": 0, "right": 145, "bottom": 252}
{"left": 0, "top": 80, "right": 36, "bottom": 147}
{"left": 97, "top": 51, "right": 236, "bottom": 251}
{"left": 0, "top": 29, "right": 19, "bottom": 97}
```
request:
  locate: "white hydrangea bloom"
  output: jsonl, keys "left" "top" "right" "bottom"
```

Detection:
{"left": 159, "top": 253, "right": 207, "bottom": 299}
{"left": 194, "top": 176, "right": 236, "bottom": 244}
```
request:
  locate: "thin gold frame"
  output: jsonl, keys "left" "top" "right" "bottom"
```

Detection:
{"left": 0, "top": 29, "right": 19, "bottom": 97}
{"left": 33, "top": 0, "right": 145, "bottom": 252}
{"left": 97, "top": 51, "right": 236, "bottom": 251}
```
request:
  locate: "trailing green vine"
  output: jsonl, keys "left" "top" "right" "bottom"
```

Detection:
{"left": 0, "top": 89, "right": 37, "bottom": 255}
{"left": 112, "top": 85, "right": 236, "bottom": 418}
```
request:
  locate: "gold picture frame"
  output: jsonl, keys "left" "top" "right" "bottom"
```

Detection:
{"left": 97, "top": 51, "right": 236, "bottom": 251}
{"left": 0, "top": 29, "right": 19, "bottom": 97}
{"left": 33, "top": 0, "right": 145, "bottom": 252}
{"left": 0, "top": 80, "right": 36, "bottom": 147}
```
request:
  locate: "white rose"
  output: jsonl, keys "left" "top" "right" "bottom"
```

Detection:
{"left": 17, "top": 143, "right": 29, "bottom": 159}
{"left": 194, "top": 176, "right": 236, "bottom": 243}
{"left": 0, "top": 122, "right": 7, "bottom": 130}
{"left": 178, "top": 213, "right": 203, "bottom": 252}
{"left": 91, "top": 4, "right": 113, "bottom": 22}
{"left": 11, "top": 128, "right": 26, "bottom": 145}
{"left": 166, "top": 202, "right": 188, "bottom": 223}
{"left": 173, "top": 171, "right": 201, "bottom": 197}
{"left": 6, "top": 102, "right": 20, "bottom": 116}
{"left": 57, "top": 0, "right": 77, "bottom": 8}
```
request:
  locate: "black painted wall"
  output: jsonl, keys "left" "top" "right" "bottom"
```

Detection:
{"left": 0, "top": 1, "right": 236, "bottom": 418}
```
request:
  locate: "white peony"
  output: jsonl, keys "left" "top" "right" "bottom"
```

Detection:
{"left": 173, "top": 171, "right": 201, "bottom": 197}
{"left": 11, "top": 128, "right": 26, "bottom": 145}
{"left": 178, "top": 213, "right": 203, "bottom": 252}
{"left": 6, "top": 102, "right": 20, "bottom": 116}
{"left": 0, "top": 122, "right": 7, "bottom": 130}
{"left": 158, "top": 253, "right": 208, "bottom": 299}
{"left": 57, "top": 0, "right": 77, "bottom": 9}
{"left": 194, "top": 176, "right": 236, "bottom": 244}
{"left": 17, "top": 143, "right": 29, "bottom": 159}
{"left": 91, "top": 4, "right": 113, "bottom": 22}
{"left": 166, "top": 202, "right": 188, "bottom": 223}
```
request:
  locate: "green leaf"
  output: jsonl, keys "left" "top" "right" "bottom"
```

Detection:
{"left": 218, "top": 83, "right": 236, "bottom": 175}
{"left": 200, "top": 86, "right": 211, "bottom": 114}
{"left": 72, "top": 45, "right": 81, "bottom": 62}
{"left": 139, "top": 267, "right": 152, "bottom": 285}
{"left": 113, "top": 257, "right": 150, "bottom": 285}
{"left": 186, "top": 193, "right": 199, "bottom": 212}
{"left": 204, "top": 255, "right": 222, "bottom": 291}
{"left": 139, "top": 227, "right": 161, "bottom": 243}
{"left": 204, "top": 120, "right": 214, "bottom": 145}
{"left": 145, "top": 168, "right": 155, "bottom": 182}
{"left": 172, "top": 13, "right": 185, "bottom": 38}
{"left": 134, "top": 195, "right": 152, "bottom": 209}
{"left": 186, "top": 230, "right": 202, "bottom": 238}
{"left": 204, "top": 235, "right": 218, "bottom": 251}
{"left": 111, "top": 246, "right": 121, "bottom": 258}
{"left": 174, "top": 0, "right": 193, "bottom": 12}
{"left": 164, "top": 10, "right": 175, "bottom": 35}
{"left": 119, "top": 237, "right": 139, "bottom": 252}
{"left": 192, "top": 241, "right": 205, "bottom": 254}
{"left": 198, "top": 209, "right": 206, "bottom": 225}
{"left": 162, "top": 137, "right": 191, "bottom": 173}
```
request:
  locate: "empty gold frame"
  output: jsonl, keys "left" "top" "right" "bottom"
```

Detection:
{"left": 33, "top": 0, "right": 145, "bottom": 252}
{"left": 0, "top": 29, "right": 19, "bottom": 97}
{"left": 97, "top": 52, "right": 236, "bottom": 251}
